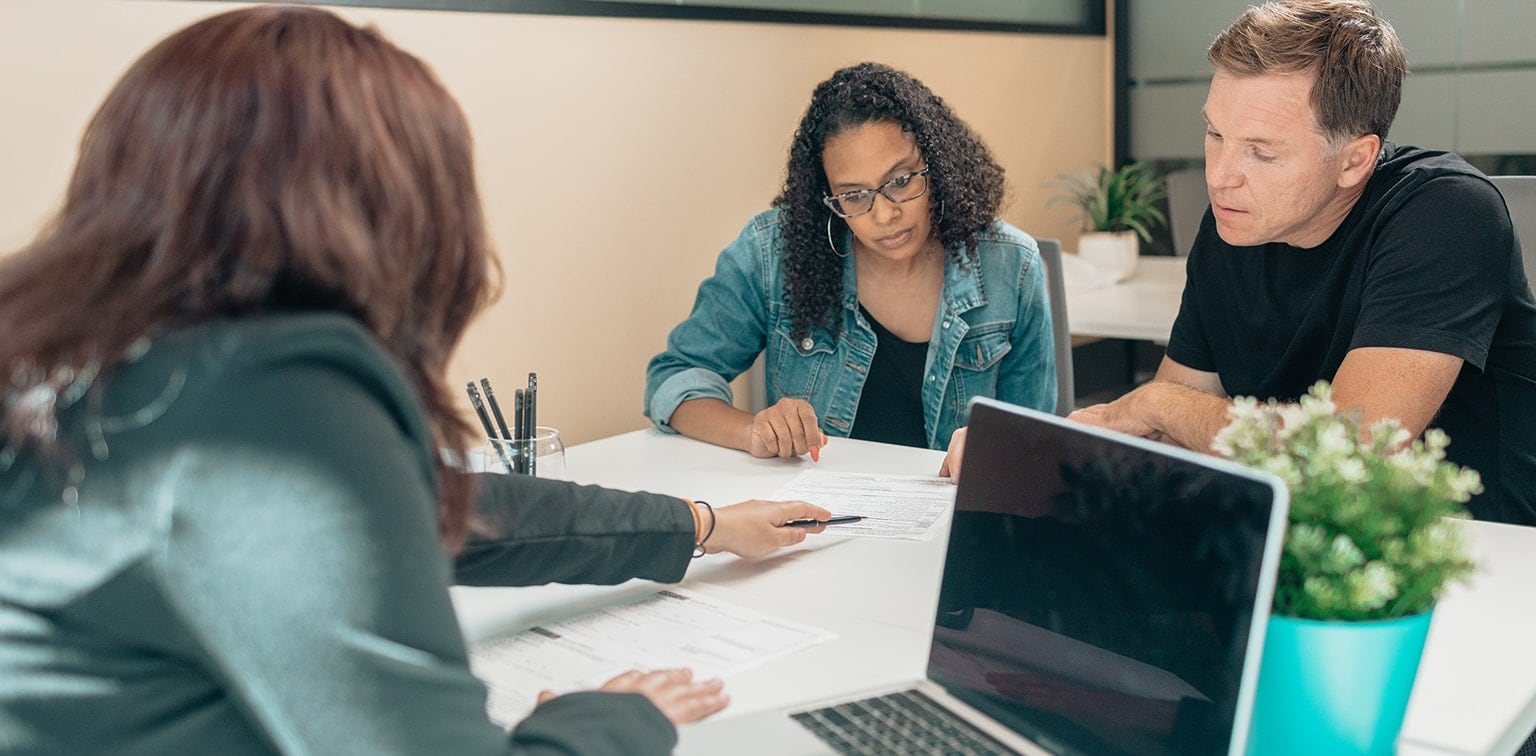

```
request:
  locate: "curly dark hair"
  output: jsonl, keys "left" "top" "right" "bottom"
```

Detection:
{"left": 774, "top": 62, "right": 1006, "bottom": 341}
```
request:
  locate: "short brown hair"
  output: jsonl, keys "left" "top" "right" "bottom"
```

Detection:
{"left": 1208, "top": 0, "right": 1406, "bottom": 146}
{"left": 0, "top": 6, "right": 496, "bottom": 548}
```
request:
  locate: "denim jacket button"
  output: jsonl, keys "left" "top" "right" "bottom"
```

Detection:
{"left": 800, "top": 337, "right": 814, "bottom": 351}
{"left": 942, "top": 320, "right": 950, "bottom": 329}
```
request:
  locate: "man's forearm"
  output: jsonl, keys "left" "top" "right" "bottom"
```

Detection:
{"left": 1134, "top": 380, "right": 1234, "bottom": 454}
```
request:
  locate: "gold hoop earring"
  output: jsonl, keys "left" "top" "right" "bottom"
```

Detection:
{"left": 826, "top": 216, "right": 849, "bottom": 258}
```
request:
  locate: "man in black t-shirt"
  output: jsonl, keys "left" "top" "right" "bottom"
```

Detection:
{"left": 1067, "top": 0, "right": 1536, "bottom": 525}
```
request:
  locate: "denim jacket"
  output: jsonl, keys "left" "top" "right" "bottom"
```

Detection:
{"left": 644, "top": 209, "right": 1056, "bottom": 451}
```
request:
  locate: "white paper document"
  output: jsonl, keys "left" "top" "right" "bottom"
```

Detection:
{"left": 771, "top": 470, "right": 955, "bottom": 540}
{"left": 469, "top": 588, "right": 834, "bottom": 727}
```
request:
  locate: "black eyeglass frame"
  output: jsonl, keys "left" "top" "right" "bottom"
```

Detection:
{"left": 821, "top": 167, "right": 931, "bottom": 219}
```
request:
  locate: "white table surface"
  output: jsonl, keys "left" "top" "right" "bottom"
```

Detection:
{"left": 452, "top": 430, "right": 1536, "bottom": 756}
{"left": 451, "top": 432, "right": 951, "bottom": 720}
{"left": 1063, "top": 255, "right": 1186, "bottom": 344}
{"left": 1399, "top": 520, "right": 1536, "bottom": 756}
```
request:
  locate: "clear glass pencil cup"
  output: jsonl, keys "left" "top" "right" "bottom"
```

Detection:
{"left": 484, "top": 426, "right": 566, "bottom": 480}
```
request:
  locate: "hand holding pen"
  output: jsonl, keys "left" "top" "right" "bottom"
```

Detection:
{"left": 699, "top": 499, "right": 833, "bottom": 559}
{"left": 747, "top": 397, "right": 828, "bottom": 461}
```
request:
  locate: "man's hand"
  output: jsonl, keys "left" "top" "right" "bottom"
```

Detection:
{"left": 1068, "top": 391, "right": 1164, "bottom": 439}
{"left": 1068, "top": 374, "right": 1231, "bottom": 453}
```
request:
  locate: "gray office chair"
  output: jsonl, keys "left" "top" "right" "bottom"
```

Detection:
{"left": 1474, "top": 177, "right": 1534, "bottom": 756}
{"left": 1488, "top": 176, "right": 1536, "bottom": 293}
{"left": 1036, "top": 238, "right": 1076, "bottom": 416}
{"left": 1165, "top": 167, "right": 1208, "bottom": 257}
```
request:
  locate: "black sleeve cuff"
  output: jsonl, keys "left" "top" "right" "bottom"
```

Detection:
{"left": 509, "top": 691, "right": 676, "bottom": 755}
{"left": 453, "top": 473, "right": 695, "bottom": 587}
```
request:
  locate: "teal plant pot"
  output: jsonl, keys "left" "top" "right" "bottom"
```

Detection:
{"left": 1248, "top": 611, "right": 1433, "bottom": 756}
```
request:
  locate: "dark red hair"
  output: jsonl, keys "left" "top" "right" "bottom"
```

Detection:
{"left": 0, "top": 6, "right": 497, "bottom": 549}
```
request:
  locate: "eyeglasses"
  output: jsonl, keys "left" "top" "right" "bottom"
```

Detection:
{"left": 821, "top": 167, "right": 930, "bottom": 219}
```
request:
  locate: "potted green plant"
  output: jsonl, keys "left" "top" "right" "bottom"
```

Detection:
{"left": 1048, "top": 162, "right": 1168, "bottom": 282}
{"left": 1212, "top": 382, "right": 1479, "bottom": 755}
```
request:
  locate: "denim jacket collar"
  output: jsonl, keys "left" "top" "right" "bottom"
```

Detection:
{"left": 645, "top": 209, "right": 1056, "bottom": 452}
{"left": 941, "top": 249, "right": 987, "bottom": 314}
{"left": 835, "top": 229, "right": 989, "bottom": 315}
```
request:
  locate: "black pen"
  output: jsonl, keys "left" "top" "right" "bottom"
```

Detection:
{"left": 526, "top": 372, "right": 537, "bottom": 478}
{"left": 786, "top": 515, "right": 864, "bottom": 528}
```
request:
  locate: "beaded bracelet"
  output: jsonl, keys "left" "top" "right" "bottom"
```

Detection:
{"left": 692, "top": 500, "right": 716, "bottom": 558}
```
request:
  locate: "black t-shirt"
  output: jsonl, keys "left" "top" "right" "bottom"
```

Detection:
{"left": 1167, "top": 143, "right": 1536, "bottom": 525}
{"left": 850, "top": 305, "right": 930, "bottom": 448}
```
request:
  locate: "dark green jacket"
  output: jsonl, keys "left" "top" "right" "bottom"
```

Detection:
{"left": 0, "top": 313, "right": 694, "bottom": 755}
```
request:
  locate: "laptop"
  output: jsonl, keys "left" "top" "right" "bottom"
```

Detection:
{"left": 677, "top": 397, "right": 1288, "bottom": 755}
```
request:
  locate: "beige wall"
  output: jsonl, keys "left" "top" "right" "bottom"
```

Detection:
{"left": 0, "top": 0, "right": 1110, "bottom": 445}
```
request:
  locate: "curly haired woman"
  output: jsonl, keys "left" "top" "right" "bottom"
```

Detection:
{"left": 646, "top": 62, "right": 1056, "bottom": 459}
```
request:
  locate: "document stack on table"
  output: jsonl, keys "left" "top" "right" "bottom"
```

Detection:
{"left": 771, "top": 470, "right": 955, "bottom": 540}
{"left": 469, "top": 587, "right": 835, "bottom": 727}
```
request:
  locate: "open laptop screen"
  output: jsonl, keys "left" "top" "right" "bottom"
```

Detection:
{"left": 932, "top": 399, "right": 1284, "bottom": 756}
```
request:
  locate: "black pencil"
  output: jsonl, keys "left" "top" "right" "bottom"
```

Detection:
{"left": 481, "top": 378, "right": 514, "bottom": 442}
{"left": 466, "top": 382, "right": 514, "bottom": 473}
{"left": 513, "top": 389, "right": 526, "bottom": 474}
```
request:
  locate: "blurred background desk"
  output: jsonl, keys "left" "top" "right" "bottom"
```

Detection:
{"left": 452, "top": 430, "right": 1536, "bottom": 755}
{"left": 1062, "top": 254, "right": 1185, "bottom": 404}
{"left": 1063, "top": 254, "right": 1185, "bottom": 345}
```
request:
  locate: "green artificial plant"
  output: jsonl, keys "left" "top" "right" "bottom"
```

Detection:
{"left": 1049, "top": 162, "right": 1169, "bottom": 242}
{"left": 1213, "top": 381, "right": 1479, "bottom": 621}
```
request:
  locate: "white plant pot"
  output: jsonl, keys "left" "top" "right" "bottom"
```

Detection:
{"left": 1078, "top": 230, "right": 1140, "bottom": 283}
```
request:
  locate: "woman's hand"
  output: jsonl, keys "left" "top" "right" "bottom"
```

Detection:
{"left": 538, "top": 668, "right": 729, "bottom": 724}
{"left": 938, "top": 427, "right": 967, "bottom": 482}
{"left": 704, "top": 499, "right": 833, "bottom": 559}
{"left": 746, "top": 398, "right": 828, "bottom": 459}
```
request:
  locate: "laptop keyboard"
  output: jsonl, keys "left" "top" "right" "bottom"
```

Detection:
{"left": 791, "top": 689, "right": 1017, "bottom": 755}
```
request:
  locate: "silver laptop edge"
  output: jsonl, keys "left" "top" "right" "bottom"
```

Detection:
{"left": 679, "top": 397, "right": 1290, "bottom": 755}
{"left": 966, "top": 396, "right": 1291, "bottom": 756}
